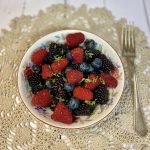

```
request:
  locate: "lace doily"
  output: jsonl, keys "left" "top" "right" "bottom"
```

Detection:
{"left": 0, "top": 4, "right": 150, "bottom": 150}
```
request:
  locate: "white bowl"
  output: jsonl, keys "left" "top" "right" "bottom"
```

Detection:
{"left": 18, "top": 30, "right": 124, "bottom": 129}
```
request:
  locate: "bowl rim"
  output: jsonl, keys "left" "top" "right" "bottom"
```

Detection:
{"left": 17, "top": 29, "right": 125, "bottom": 129}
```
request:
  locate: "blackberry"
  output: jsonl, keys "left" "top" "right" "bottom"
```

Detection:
{"left": 100, "top": 54, "right": 114, "bottom": 73}
{"left": 50, "top": 98, "right": 59, "bottom": 111}
{"left": 57, "top": 44, "right": 70, "bottom": 55}
{"left": 44, "top": 49, "right": 60, "bottom": 64}
{"left": 49, "top": 42, "right": 58, "bottom": 50}
{"left": 57, "top": 88, "right": 68, "bottom": 99}
{"left": 73, "top": 102, "right": 96, "bottom": 116}
{"left": 50, "top": 89, "right": 69, "bottom": 111}
{"left": 71, "top": 63, "right": 79, "bottom": 70}
{"left": 44, "top": 43, "right": 62, "bottom": 64}
{"left": 85, "top": 48, "right": 101, "bottom": 63}
{"left": 28, "top": 73, "right": 44, "bottom": 88}
{"left": 31, "top": 83, "right": 46, "bottom": 94}
{"left": 44, "top": 53, "right": 53, "bottom": 64}
{"left": 94, "top": 84, "right": 109, "bottom": 105}
{"left": 49, "top": 42, "right": 69, "bottom": 58}
{"left": 44, "top": 43, "right": 70, "bottom": 64}
{"left": 49, "top": 74, "right": 66, "bottom": 96}
{"left": 32, "top": 64, "right": 41, "bottom": 73}
{"left": 92, "top": 49, "right": 101, "bottom": 57}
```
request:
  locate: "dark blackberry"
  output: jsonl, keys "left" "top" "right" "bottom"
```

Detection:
{"left": 45, "top": 43, "right": 69, "bottom": 64}
{"left": 31, "top": 83, "right": 46, "bottom": 94}
{"left": 49, "top": 42, "right": 58, "bottom": 50}
{"left": 50, "top": 89, "right": 69, "bottom": 111}
{"left": 57, "top": 44, "right": 70, "bottom": 55}
{"left": 49, "top": 42, "right": 69, "bottom": 57}
{"left": 100, "top": 54, "right": 114, "bottom": 73}
{"left": 49, "top": 74, "right": 66, "bottom": 96}
{"left": 43, "top": 53, "right": 53, "bottom": 64}
{"left": 71, "top": 63, "right": 79, "bottom": 70}
{"left": 94, "top": 84, "right": 109, "bottom": 105}
{"left": 28, "top": 73, "right": 44, "bottom": 87}
{"left": 43, "top": 43, "right": 61, "bottom": 64}
{"left": 73, "top": 102, "right": 96, "bottom": 116}
{"left": 50, "top": 96, "right": 59, "bottom": 111}
{"left": 32, "top": 64, "right": 41, "bottom": 73}
{"left": 57, "top": 88, "right": 68, "bottom": 99}
{"left": 44, "top": 50, "right": 59, "bottom": 64}
{"left": 85, "top": 48, "right": 101, "bottom": 63}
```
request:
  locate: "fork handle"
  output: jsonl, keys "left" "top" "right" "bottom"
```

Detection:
{"left": 133, "top": 72, "right": 148, "bottom": 136}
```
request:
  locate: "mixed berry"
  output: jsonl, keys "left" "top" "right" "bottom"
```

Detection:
{"left": 24, "top": 32, "right": 119, "bottom": 124}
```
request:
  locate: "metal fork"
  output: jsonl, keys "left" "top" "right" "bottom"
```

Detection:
{"left": 121, "top": 24, "right": 148, "bottom": 136}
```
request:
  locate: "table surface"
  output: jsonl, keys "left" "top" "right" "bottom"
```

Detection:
{"left": 0, "top": 0, "right": 150, "bottom": 43}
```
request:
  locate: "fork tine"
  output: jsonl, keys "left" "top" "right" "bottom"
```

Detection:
{"left": 124, "top": 25, "right": 128, "bottom": 49}
{"left": 130, "top": 24, "right": 135, "bottom": 50}
{"left": 128, "top": 24, "right": 131, "bottom": 48}
{"left": 121, "top": 24, "right": 128, "bottom": 55}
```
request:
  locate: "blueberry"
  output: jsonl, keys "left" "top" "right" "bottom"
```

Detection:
{"left": 91, "top": 58, "right": 102, "bottom": 69}
{"left": 40, "top": 43, "right": 47, "bottom": 49}
{"left": 66, "top": 52, "right": 73, "bottom": 61}
{"left": 64, "top": 83, "right": 74, "bottom": 92}
{"left": 85, "top": 39, "right": 97, "bottom": 49}
{"left": 45, "top": 80, "right": 52, "bottom": 90}
{"left": 63, "top": 45, "right": 70, "bottom": 51}
{"left": 88, "top": 65, "right": 94, "bottom": 73}
{"left": 79, "top": 62, "right": 89, "bottom": 73}
{"left": 68, "top": 98, "right": 80, "bottom": 110}
{"left": 32, "top": 64, "right": 41, "bottom": 73}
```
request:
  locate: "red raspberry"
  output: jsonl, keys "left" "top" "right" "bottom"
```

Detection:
{"left": 24, "top": 66, "right": 32, "bottom": 79}
{"left": 70, "top": 48, "right": 84, "bottom": 64}
{"left": 32, "top": 89, "right": 52, "bottom": 107}
{"left": 73, "top": 86, "right": 93, "bottom": 101}
{"left": 51, "top": 58, "right": 69, "bottom": 72}
{"left": 84, "top": 74, "right": 100, "bottom": 90}
{"left": 51, "top": 102, "right": 73, "bottom": 124}
{"left": 100, "top": 73, "right": 118, "bottom": 88}
{"left": 31, "top": 48, "right": 48, "bottom": 64}
{"left": 42, "top": 64, "right": 53, "bottom": 79}
{"left": 66, "top": 69, "right": 83, "bottom": 84}
{"left": 66, "top": 32, "right": 85, "bottom": 48}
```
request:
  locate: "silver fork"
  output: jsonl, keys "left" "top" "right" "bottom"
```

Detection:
{"left": 121, "top": 24, "right": 148, "bottom": 136}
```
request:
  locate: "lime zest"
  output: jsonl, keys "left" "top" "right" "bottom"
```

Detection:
{"left": 54, "top": 56, "right": 62, "bottom": 62}
{"left": 85, "top": 100, "right": 96, "bottom": 106}
{"left": 84, "top": 78, "right": 92, "bottom": 83}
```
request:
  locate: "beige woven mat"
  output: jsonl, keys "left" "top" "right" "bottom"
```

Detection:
{"left": 0, "top": 4, "right": 150, "bottom": 150}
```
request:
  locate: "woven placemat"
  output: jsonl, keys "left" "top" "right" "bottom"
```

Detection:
{"left": 0, "top": 4, "right": 150, "bottom": 150}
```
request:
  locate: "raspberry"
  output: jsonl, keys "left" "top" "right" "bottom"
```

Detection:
{"left": 32, "top": 89, "right": 52, "bottom": 107}
{"left": 71, "top": 48, "right": 84, "bottom": 64}
{"left": 100, "top": 73, "right": 118, "bottom": 88}
{"left": 73, "top": 86, "right": 93, "bottom": 101}
{"left": 51, "top": 58, "right": 69, "bottom": 72}
{"left": 66, "top": 70, "right": 83, "bottom": 84}
{"left": 31, "top": 49, "right": 48, "bottom": 64}
{"left": 66, "top": 32, "right": 85, "bottom": 48}
{"left": 51, "top": 102, "right": 73, "bottom": 124}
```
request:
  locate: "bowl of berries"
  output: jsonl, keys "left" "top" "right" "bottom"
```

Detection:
{"left": 18, "top": 30, "right": 124, "bottom": 128}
